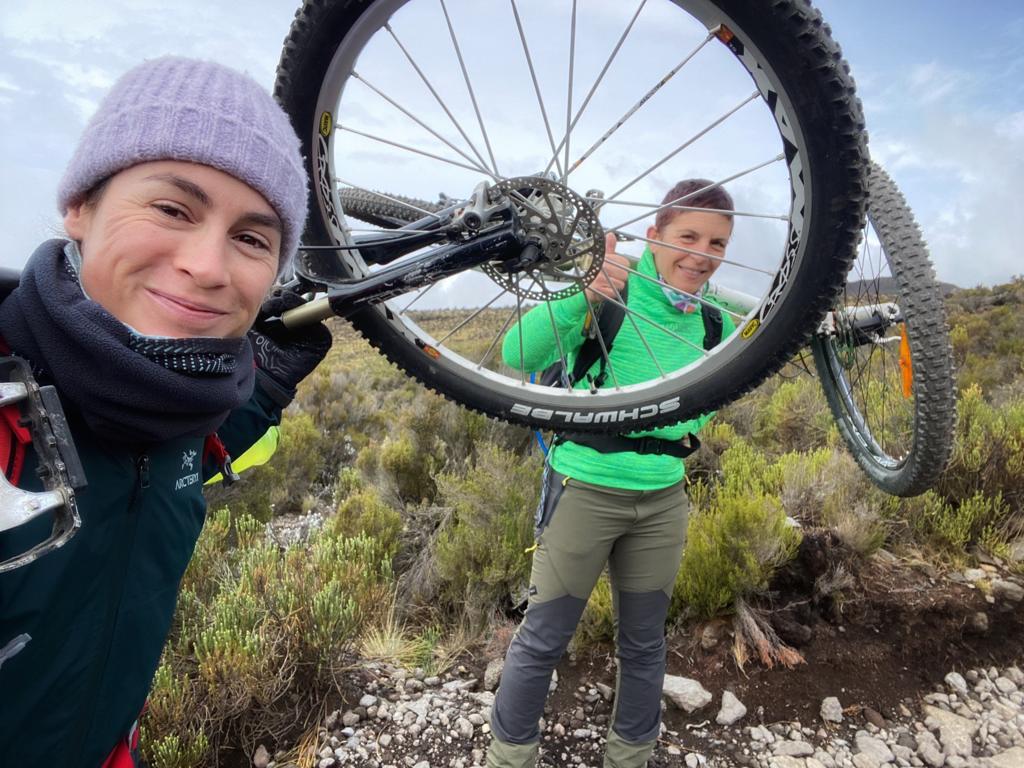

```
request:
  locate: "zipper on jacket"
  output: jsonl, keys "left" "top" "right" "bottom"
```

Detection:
{"left": 69, "top": 451, "right": 148, "bottom": 757}
{"left": 137, "top": 454, "right": 150, "bottom": 490}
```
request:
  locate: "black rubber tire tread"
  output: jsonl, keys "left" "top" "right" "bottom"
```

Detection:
{"left": 275, "top": 0, "right": 868, "bottom": 433}
{"left": 811, "top": 162, "right": 956, "bottom": 496}
{"left": 338, "top": 187, "right": 444, "bottom": 229}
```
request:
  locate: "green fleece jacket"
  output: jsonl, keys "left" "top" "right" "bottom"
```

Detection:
{"left": 502, "top": 248, "right": 734, "bottom": 490}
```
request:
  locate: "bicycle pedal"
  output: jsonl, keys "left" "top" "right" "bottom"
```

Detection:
{"left": 0, "top": 355, "right": 85, "bottom": 572}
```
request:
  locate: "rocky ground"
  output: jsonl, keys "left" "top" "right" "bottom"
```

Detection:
{"left": 247, "top": 558, "right": 1024, "bottom": 768}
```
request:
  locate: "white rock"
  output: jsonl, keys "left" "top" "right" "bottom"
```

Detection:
{"left": 342, "top": 711, "right": 361, "bottom": 728}
{"left": 573, "top": 728, "right": 592, "bottom": 739}
{"left": 484, "top": 659, "right": 504, "bottom": 691}
{"left": 378, "top": 734, "right": 392, "bottom": 748}
{"left": 253, "top": 744, "right": 271, "bottom": 768}
{"left": 983, "top": 746, "right": 1024, "bottom": 767}
{"left": 944, "top": 673, "right": 970, "bottom": 697}
{"left": 923, "top": 704, "right": 978, "bottom": 757}
{"left": 596, "top": 682, "right": 614, "bottom": 702}
{"left": 771, "top": 757, "right": 806, "bottom": 768}
{"left": 318, "top": 760, "right": 336, "bottom": 768}
{"left": 717, "top": 690, "right": 747, "bottom": 725}
{"left": 990, "top": 580, "right": 1024, "bottom": 603}
{"left": 549, "top": 668, "right": 559, "bottom": 693}
{"left": 455, "top": 717, "right": 475, "bottom": 739}
{"left": 855, "top": 732, "right": 895, "bottom": 764}
{"left": 360, "top": 694, "right": 379, "bottom": 708}
{"left": 994, "top": 677, "right": 1017, "bottom": 694}
{"left": 821, "top": 697, "right": 844, "bottom": 723}
{"left": 662, "top": 675, "right": 713, "bottom": 712}
{"left": 775, "top": 740, "right": 814, "bottom": 757}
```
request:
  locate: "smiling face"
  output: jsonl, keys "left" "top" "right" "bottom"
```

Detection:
{"left": 647, "top": 209, "right": 733, "bottom": 296}
{"left": 63, "top": 160, "right": 282, "bottom": 338}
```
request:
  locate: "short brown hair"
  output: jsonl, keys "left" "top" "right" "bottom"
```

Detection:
{"left": 655, "top": 179, "right": 734, "bottom": 231}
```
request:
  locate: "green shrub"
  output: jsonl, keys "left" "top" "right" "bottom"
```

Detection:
{"left": 896, "top": 490, "right": 1013, "bottom": 558}
{"left": 327, "top": 487, "right": 403, "bottom": 557}
{"left": 206, "top": 411, "right": 328, "bottom": 521}
{"left": 937, "top": 385, "right": 1024, "bottom": 508}
{"left": 143, "top": 512, "right": 394, "bottom": 764}
{"left": 575, "top": 573, "right": 616, "bottom": 646}
{"left": 673, "top": 489, "right": 801, "bottom": 621}
{"left": 432, "top": 443, "right": 542, "bottom": 621}
{"left": 752, "top": 377, "right": 832, "bottom": 454}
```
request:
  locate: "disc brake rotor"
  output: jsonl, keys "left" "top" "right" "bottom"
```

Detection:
{"left": 484, "top": 176, "right": 604, "bottom": 302}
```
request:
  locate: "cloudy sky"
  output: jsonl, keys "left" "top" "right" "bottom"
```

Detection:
{"left": 2, "top": 0, "right": 1022, "bottom": 294}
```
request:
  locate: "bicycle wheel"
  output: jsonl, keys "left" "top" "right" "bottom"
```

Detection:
{"left": 811, "top": 162, "right": 956, "bottom": 496}
{"left": 276, "top": 0, "right": 867, "bottom": 433}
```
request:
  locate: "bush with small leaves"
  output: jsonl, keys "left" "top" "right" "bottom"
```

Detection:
{"left": 432, "top": 443, "right": 542, "bottom": 622}
{"left": 575, "top": 573, "right": 616, "bottom": 647}
{"left": 752, "top": 376, "right": 832, "bottom": 454}
{"left": 206, "top": 411, "right": 328, "bottom": 521}
{"left": 673, "top": 488, "right": 801, "bottom": 621}
{"left": 327, "top": 487, "right": 403, "bottom": 558}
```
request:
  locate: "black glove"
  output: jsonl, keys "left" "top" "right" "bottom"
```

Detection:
{"left": 248, "top": 289, "right": 333, "bottom": 406}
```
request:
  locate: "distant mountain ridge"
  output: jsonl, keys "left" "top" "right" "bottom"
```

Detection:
{"left": 845, "top": 277, "right": 960, "bottom": 297}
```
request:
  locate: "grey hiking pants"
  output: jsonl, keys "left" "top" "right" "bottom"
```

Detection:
{"left": 489, "top": 467, "right": 688, "bottom": 766}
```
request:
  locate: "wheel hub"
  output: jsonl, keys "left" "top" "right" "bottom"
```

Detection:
{"left": 483, "top": 176, "right": 604, "bottom": 302}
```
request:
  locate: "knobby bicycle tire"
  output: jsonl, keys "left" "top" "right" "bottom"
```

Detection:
{"left": 811, "top": 162, "right": 956, "bottom": 496}
{"left": 276, "top": 0, "right": 868, "bottom": 434}
{"left": 337, "top": 187, "right": 444, "bottom": 229}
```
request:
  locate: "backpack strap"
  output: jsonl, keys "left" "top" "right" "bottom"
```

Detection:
{"left": 572, "top": 286, "right": 628, "bottom": 389}
{"left": 552, "top": 297, "right": 726, "bottom": 457}
{"left": 701, "top": 301, "right": 724, "bottom": 350}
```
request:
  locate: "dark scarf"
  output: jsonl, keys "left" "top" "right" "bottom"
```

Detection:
{"left": 0, "top": 239, "right": 255, "bottom": 444}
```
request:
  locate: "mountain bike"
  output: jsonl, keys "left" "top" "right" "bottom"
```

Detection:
{"left": 270, "top": 0, "right": 953, "bottom": 497}
{"left": 274, "top": 0, "right": 864, "bottom": 417}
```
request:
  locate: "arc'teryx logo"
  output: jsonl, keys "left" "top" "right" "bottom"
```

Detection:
{"left": 176, "top": 449, "right": 200, "bottom": 491}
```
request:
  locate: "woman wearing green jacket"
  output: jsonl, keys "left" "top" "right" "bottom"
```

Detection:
{"left": 0, "top": 57, "right": 330, "bottom": 767}
{"left": 489, "top": 180, "right": 736, "bottom": 768}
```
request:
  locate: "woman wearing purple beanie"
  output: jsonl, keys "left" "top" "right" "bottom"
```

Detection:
{"left": 0, "top": 57, "right": 331, "bottom": 766}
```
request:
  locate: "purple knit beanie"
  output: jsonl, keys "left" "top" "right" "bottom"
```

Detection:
{"left": 58, "top": 56, "right": 307, "bottom": 276}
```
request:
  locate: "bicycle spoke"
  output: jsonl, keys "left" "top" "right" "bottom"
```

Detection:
{"left": 385, "top": 23, "right": 495, "bottom": 178}
{"left": 588, "top": 283, "right": 708, "bottom": 356}
{"left": 536, "top": 274, "right": 572, "bottom": 382}
{"left": 613, "top": 260, "right": 749, "bottom": 322}
{"left": 337, "top": 125, "right": 500, "bottom": 178}
{"left": 547, "top": 32, "right": 714, "bottom": 178}
{"left": 435, "top": 288, "right": 509, "bottom": 346}
{"left": 606, "top": 156, "right": 784, "bottom": 232}
{"left": 476, "top": 301, "right": 521, "bottom": 372}
{"left": 606, "top": 92, "right": 759, "bottom": 200}
{"left": 563, "top": 0, "right": 577, "bottom": 184}
{"left": 594, "top": 261, "right": 670, "bottom": 381}
{"left": 585, "top": 197, "right": 788, "bottom": 222}
{"left": 401, "top": 281, "right": 439, "bottom": 313}
{"left": 565, "top": 261, "right": 623, "bottom": 389}
{"left": 351, "top": 71, "right": 494, "bottom": 177}
{"left": 439, "top": 0, "right": 500, "bottom": 176}
{"left": 509, "top": 0, "right": 564, "bottom": 179}
{"left": 615, "top": 231, "right": 776, "bottom": 278}
{"left": 545, "top": 0, "right": 646, "bottom": 183}
{"left": 515, "top": 290, "right": 526, "bottom": 384}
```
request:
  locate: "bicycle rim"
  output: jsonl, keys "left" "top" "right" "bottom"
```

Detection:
{"left": 276, "top": 0, "right": 867, "bottom": 433}
{"left": 812, "top": 161, "right": 956, "bottom": 496}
